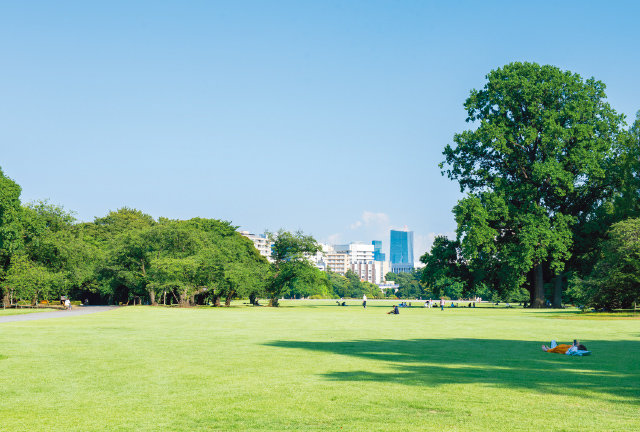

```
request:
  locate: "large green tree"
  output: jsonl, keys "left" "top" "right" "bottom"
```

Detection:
{"left": 0, "top": 168, "right": 23, "bottom": 307}
{"left": 442, "top": 62, "right": 623, "bottom": 307}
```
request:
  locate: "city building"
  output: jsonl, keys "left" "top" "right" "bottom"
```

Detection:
{"left": 372, "top": 240, "right": 385, "bottom": 261}
{"left": 390, "top": 229, "right": 414, "bottom": 273}
{"left": 334, "top": 242, "right": 374, "bottom": 263}
{"left": 310, "top": 244, "right": 351, "bottom": 275}
{"left": 324, "top": 251, "right": 351, "bottom": 275}
{"left": 350, "top": 261, "right": 375, "bottom": 283}
{"left": 374, "top": 260, "right": 390, "bottom": 285}
{"left": 349, "top": 260, "right": 390, "bottom": 285}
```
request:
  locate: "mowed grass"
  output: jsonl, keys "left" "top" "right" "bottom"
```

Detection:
{"left": 0, "top": 307, "right": 57, "bottom": 316}
{"left": 0, "top": 301, "right": 638, "bottom": 431}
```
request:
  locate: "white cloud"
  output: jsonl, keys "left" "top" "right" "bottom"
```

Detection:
{"left": 350, "top": 211, "right": 390, "bottom": 231}
{"left": 349, "top": 220, "right": 363, "bottom": 229}
{"left": 361, "top": 211, "right": 390, "bottom": 226}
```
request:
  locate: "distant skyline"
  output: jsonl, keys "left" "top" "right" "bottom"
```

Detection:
{"left": 2, "top": 1, "right": 639, "bottom": 262}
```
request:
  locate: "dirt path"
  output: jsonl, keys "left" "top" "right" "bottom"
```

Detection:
{"left": 0, "top": 306, "right": 119, "bottom": 324}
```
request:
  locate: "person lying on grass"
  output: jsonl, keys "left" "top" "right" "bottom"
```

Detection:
{"left": 387, "top": 305, "right": 399, "bottom": 315}
{"left": 542, "top": 340, "right": 590, "bottom": 355}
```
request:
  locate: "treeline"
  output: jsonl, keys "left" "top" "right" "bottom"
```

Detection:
{"left": 419, "top": 62, "right": 640, "bottom": 310}
{"left": 0, "top": 171, "right": 387, "bottom": 306}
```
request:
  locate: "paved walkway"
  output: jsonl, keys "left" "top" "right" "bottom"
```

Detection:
{"left": 0, "top": 306, "right": 118, "bottom": 324}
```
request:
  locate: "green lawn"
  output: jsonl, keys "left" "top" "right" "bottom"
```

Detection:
{"left": 0, "top": 307, "right": 57, "bottom": 316}
{"left": 0, "top": 301, "right": 638, "bottom": 431}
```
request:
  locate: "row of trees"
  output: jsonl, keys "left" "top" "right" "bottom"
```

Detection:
{"left": 420, "top": 62, "right": 640, "bottom": 310}
{"left": 0, "top": 172, "right": 394, "bottom": 307}
{"left": 0, "top": 174, "right": 272, "bottom": 307}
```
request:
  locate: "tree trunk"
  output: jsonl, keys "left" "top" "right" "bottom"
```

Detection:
{"left": 269, "top": 297, "right": 279, "bottom": 307}
{"left": 190, "top": 294, "right": 195, "bottom": 306}
{"left": 31, "top": 292, "right": 38, "bottom": 307}
{"left": 225, "top": 290, "right": 235, "bottom": 307}
{"left": 171, "top": 290, "right": 180, "bottom": 305}
{"left": 178, "top": 291, "right": 188, "bottom": 307}
{"left": 213, "top": 295, "right": 221, "bottom": 307}
{"left": 553, "top": 271, "right": 563, "bottom": 308}
{"left": 149, "top": 289, "right": 157, "bottom": 306}
{"left": 531, "top": 263, "right": 546, "bottom": 308}
{"left": 3, "top": 289, "right": 10, "bottom": 308}
{"left": 249, "top": 293, "right": 256, "bottom": 305}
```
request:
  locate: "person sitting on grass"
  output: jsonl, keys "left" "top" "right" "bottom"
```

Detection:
{"left": 387, "top": 305, "right": 399, "bottom": 315}
{"left": 542, "top": 339, "right": 590, "bottom": 355}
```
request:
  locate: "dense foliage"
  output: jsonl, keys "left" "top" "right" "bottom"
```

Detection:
{"left": 385, "top": 270, "right": 427, "bottom": 299}
{"left": 569, "top": 218, "right": 640, "bottom": 310}
{"left": 0, "top": 168, "right": 273, "bottom": 306}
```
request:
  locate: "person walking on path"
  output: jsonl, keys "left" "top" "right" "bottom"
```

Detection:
{"left": 440, "top": 298, "right": 445, "bottom": 311}
{"left": 64, "top": 299, "right": 71, "bottom": 310}
{"left": 362, "top": 294, "right": 367, "bottom": 308}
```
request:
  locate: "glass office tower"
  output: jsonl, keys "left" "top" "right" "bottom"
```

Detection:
{"left": 372, "top": 240, "right": 385, "bottom": 261}
{"left": 390, "top": 230, "right": 414, "bottom": 273}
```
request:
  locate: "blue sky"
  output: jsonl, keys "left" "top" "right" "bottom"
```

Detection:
{"left": 2, "top": 1, "right": 639, "bottom": 259}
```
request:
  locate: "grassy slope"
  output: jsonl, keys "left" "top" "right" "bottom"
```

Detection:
{"left": 0, "top": 301, "right": 638, "bottom": 431}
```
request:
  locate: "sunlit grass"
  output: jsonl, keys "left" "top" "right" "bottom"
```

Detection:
{"left": 0, "top": 301, "right": 638, "bottom": 431}
{"left": 0, "top": 308, "right": 56, "bottom": 316}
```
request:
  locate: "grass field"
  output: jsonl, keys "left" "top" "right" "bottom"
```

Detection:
{"left": 0, "top": 301, "right": 638, "bottom": 431}
{"left": 0, "top": 307, "right": 57, "bottom": 316}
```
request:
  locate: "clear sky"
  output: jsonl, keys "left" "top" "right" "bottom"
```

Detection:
{"left": 2, "top": 1, "right": 639, "bottom": 260}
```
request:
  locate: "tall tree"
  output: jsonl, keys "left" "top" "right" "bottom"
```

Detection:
{"left": 442, "top": 62, "right": 623, "bottom": 307}
{"left": 0, "top": 168, "right": 23, "bottom": 307}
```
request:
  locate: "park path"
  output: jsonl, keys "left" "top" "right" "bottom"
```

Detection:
{"left": 0, "top": 306, "right": 118, "bottom": 324}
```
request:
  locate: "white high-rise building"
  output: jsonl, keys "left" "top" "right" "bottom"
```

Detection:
{"left": 325, "top": 252, "right": 351, "bottom": 275}
{"left": 311, "top": 244, "right": 350, "bottom": 275}
{"left": 334, "top": 243, "right": 375, "bottom": 263}
{"left": 349, "top": 260, "right": 390, "bottom": 285}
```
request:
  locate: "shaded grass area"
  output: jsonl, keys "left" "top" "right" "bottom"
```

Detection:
{"left": 266, "top": 338, "right": 640, "bottom": 403}
{"left": 0, "top": 302, "right": 638, "bottom": 431}
{"left": 553, "top": 312, "right": 640, "bottom": 320}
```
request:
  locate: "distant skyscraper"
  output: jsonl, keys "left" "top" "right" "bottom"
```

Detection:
{"left": 390, "top": 229, "right": 414, "bottom": 273}
{"left": 372, "top": 240, "right": 385, "bottom": 261}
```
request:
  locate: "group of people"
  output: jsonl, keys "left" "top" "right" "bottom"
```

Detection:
{"left": 422, "top": 299, "right": 446, "bottom": 310}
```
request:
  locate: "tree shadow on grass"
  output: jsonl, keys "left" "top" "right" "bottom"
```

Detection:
{"left": 265, "top": 338, "right": 640, "bottom": 403}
